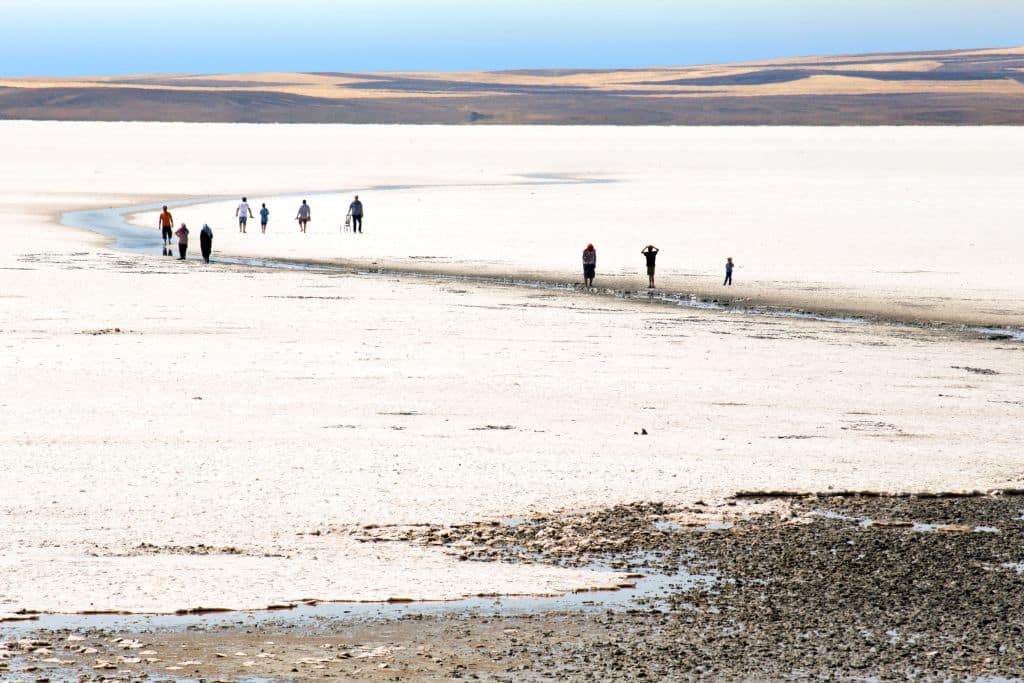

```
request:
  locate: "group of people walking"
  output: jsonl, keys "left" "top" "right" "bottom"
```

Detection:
{"left": 160, "top": 197, "right": 734, "bottom": 289}
{"left": 234, "top": 196, "right": 363, "bottom": 235}
{"left": 582, "top": 244, "right": 737, "bottom": 289}
{"left": 158, "top": 206, "right": 213, "bottom": 263}
{"left": 158, "top": 195, "right": 366, "bottom": 263}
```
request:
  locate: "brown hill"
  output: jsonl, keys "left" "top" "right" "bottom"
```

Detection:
{"left": 2, "top": 47, "right": 1024, "bottom": 124}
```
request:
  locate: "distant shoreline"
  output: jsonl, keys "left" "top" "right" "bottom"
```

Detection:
{"left": 5, "top": 46, "right": 1024, "bottom": 125}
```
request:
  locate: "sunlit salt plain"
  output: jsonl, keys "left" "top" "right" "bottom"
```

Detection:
{"left": 0, "top": 121, "right": 1021, "bottom": 615}
{"left": 120, "top": 122, "right": 1024, "bottom": 327}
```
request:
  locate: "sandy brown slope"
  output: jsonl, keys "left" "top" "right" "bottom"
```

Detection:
{"left": 2, "top": 46, "right": 1024, "bottom": 124}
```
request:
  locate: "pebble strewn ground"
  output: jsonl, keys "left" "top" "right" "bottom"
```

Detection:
{"left": 5, "top": 494, "right": 1024, "bottom": 681}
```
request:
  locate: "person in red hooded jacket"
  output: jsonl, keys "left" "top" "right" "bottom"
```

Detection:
{"left": 581, "top": 244, "right": 597, "bottom": 288}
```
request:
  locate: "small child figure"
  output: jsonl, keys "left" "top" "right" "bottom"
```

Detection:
{"left": 723, "top": 257, "right": 734, "bottom": 286}
{"left": 259, "top": 203, "right": 270, "bottom": 233}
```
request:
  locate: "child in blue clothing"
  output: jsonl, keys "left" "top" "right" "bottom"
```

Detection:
{"left": 260, "top": 203, "right": 270, "bottom": 233}
{"left": 724, "top": 257, "right": 734, "bottom": 286}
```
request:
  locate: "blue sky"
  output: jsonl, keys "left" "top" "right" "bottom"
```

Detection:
{"left": 1, "top": 0, "right": 1022, "bottom": 76}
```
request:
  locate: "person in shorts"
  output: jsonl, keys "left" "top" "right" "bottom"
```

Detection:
{"left": 236, "top": 197, "right": 253, "bottom": 233}
{"left": 295, "top": 200, "right": 311, "bottom": 233}
{"left": 259, "top": 203, "right": 270, "bottom": 233}
{"left": 158, "top": 206, "right": 174, "bottom": 247}
{"left": 582, "top": 243, "right": 597, "bottom": 287}
{"left": 641, "top": 245, "right": 659, "bottom": 288}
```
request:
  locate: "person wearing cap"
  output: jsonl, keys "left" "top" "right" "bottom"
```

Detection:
{"left": 641, "top": 245, "right": 659, "bottom": 288}
{"left": 347, "top": 195, "right": 364, "bottom": 233}
{"left": 200, "top": 224, "right": 214, "bottom": 263}
{"left": 582, "top": 243, "right": 597, "bottom": 288}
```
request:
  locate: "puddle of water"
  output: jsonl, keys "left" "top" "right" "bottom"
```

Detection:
{"left": 811, "top": 511, "right": 1000, "bottom": 534}
{"left": 2, "top": 563, "right": 716, "bottom": 636}
{"left": 652, "top": 519, "right": 734, "bottom": 533}
{"left": 968, "top": 326, "right": 1024, "bottom": 343}
{"left": 500, "top": 517, "right": 535, "bottom": 527}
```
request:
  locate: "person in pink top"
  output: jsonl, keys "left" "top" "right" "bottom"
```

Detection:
{"left": 174, "top": 223, "right": 189, "bottom": 260}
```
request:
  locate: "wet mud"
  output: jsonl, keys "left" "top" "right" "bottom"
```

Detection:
{"left": 7, "top": 493, "right": 1024, "bottom": 681}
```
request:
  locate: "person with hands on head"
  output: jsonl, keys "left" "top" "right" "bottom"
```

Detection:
{"left": 641, "top": 245, "right": 660, "bottom": 289}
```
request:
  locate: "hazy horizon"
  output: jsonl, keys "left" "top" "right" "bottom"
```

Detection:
{"left": 2, "top": 0, "right": 1023, "bottom": 77}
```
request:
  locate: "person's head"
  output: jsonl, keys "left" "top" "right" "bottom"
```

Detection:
{"left": 645, "top": 245, "right": 654, "bottom": 251}
{"left": 302, "top": 199, "right": 307, "bottom": 205}
{"left": 203, "top": 223, "right": 209, "bottom": 229}
{"left": 354, "top": 195, "right": 359, "bottom": 200}
{"left": 586, "top": 243, "right": 594, "bottom": 250}
{"left": 242, "top": 197, "right": 247, "bottom": 202}
{"left": 261, "top": 203, "right": 266, "bottom": 208}
{"left": 162, "top": 205, "right": 167, "bottom": 212}
{"left": 727, "top": 257, "right": 732, "bottom": 262}
{"left": 180, "top": 222, "right": 186, "bottom": 228}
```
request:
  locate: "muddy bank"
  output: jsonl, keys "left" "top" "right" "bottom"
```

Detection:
{"left": 6, "top": 494, "right": 1024, "bottom": 680}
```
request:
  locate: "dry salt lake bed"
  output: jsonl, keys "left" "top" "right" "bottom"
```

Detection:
{"left": 1, "top": 121, "right": 1023, "bottom": 680}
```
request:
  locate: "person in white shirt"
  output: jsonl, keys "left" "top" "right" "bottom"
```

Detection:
{"left": 236, "top": 197, "right": 254, "bottom": 233}
{"left": 295, "top": 200, "right": 311, "bottom": 233}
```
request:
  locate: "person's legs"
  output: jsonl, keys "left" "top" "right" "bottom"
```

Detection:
{"left": 179, "top": 244, "right": 187, "bottom": 260}
{"left": 354, "top": 216, "right": 362, "bottom": 233}
{"left": 261, "top": 222, "right": 267, "bottom": 234}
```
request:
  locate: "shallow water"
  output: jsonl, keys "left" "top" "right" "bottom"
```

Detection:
{"left": 2, "top": 562, "right": 714, "bottom": 636}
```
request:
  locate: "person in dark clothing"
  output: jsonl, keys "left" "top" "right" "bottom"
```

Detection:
{"left": 200, "top": 224, "right": 214, "bottom": 263}
{"left": 582, "top": 244, "right": 597, "bottom": 287}
{"left": 724, "top": 257, "right": 734, "bottom": 285}
{"left": 347, "top": 195, "right": 364, "bottom": 233}
{"left": 641, "top": 245, "right": 659, "bottom": 288}
{"left": 175, "top": 223, "right": 190, "bottom": 260}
